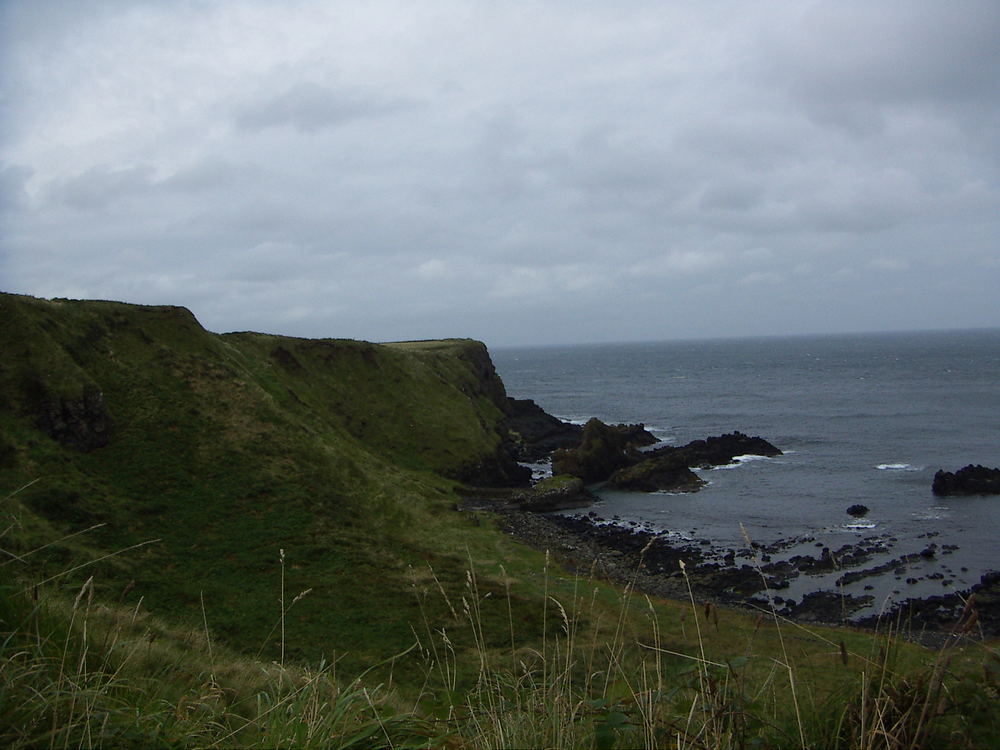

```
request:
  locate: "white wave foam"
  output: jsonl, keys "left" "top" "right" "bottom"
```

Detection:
{"left": 844, "top": 521, "right": 876, "bottom": 531}
{"left": 734, "top": 454, "right": 771, "bottom": 463}
{"left": 875, "top": 463, "right": 923, "bottom": 471}
{"left": 709, "top": 454, "right": 772, "bottom": 470}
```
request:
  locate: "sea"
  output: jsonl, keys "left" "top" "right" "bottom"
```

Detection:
{"left": 491, "top": 328, "right": 1000, "bottom": 617}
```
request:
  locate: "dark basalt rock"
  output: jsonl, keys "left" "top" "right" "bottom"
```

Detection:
{"left": 551, "top": 418, "right": 658, "bottom": 483}
{"left": 847, "top": 504, "right": 869, "bottom": 517}
{"left": 855, "top": 571, "right": 1000, "bottom": 636}
{"left": 601, "top": 431, "right": 781, "bottom": 494}
{"left": 36, "top": 387, "right": 114, "bottom": 452}
{"left": 455, "top": 445, "right": 532, "bottom": 487}
{"left": 504, "top": 398, "right": 583, "bottom": 460}
{"left": 513, "top": 475, "right": 596, "bottom": 512}
{"left": 932, "top": 465, "right": 1000, "bottom": 496}
{"left": 647, "top": 431, "right": 782, "bottom": 469}
{"left": 607, "top": 454, "right": 706, "bottom": 493}
{"left": 785, "top": 590, "right": 874, "bottom": 623}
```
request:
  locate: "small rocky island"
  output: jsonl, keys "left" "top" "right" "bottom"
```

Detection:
{"left": 932, "top": 464, "right": 1000, "bottom": 496}
{"left": 550, "top": 418, "right": 781, "bottom": 493}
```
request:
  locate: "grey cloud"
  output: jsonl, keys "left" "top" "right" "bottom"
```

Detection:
{"left": 763, "top": 2, "right": 1000, "bottom": 131}
{"left": 2, "top": 1, "right": 998, "bottom": 345}
{"left": 50, "top": 165, "right": 156, "bottom": 210}
{"left": 159, "top": 158, "right": 255, "bottom": 193}
{"left": 234, "top": 82, "right": 414, "bottom": 133}
{"left": 0, "top": 163, "right": 32, "bottom": 211}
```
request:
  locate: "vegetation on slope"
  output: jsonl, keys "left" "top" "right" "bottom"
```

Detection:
{"left": 0, "top": 292, "right": 531, "bottom": 670}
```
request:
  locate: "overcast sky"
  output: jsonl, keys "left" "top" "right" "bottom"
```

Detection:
{"left": 1, "top": 0, "right": 998, "bottom": 347}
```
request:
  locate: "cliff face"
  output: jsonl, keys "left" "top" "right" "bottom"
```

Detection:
{"left": 0, "top": 293, "right": 525, "bottom": 487}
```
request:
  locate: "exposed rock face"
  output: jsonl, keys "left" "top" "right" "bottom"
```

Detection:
{"left": 36, "top": 387, "right": 114, "bottom": 452}
{"left": 456, "top": 446, "right": 532, "bottom": 487}
{"left": 932, "top": 465, "right": 1000, "bottom": 496}
{"left": 504, "top": 398, "right": 583, "bottom": 460}
{"left": 551, "top": 418, "right": 658, "bottom": 483}
{"left": 607, "top": 454, "right": 706, "bottom": 492}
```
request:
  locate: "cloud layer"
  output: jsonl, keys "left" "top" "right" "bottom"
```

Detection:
{"left": 2, "top": 0, "right": 998, "bottom": 345}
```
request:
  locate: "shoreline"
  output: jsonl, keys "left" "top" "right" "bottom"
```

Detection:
{"left": 462, "top": 499, "right": 999, "bottom": 648}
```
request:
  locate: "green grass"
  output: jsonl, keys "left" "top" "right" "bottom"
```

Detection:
{"left": 0, "top": 293, "right": 527, "bottom": 674}
{"left": 4, "top": 518, "right": 999, "bottom": 749}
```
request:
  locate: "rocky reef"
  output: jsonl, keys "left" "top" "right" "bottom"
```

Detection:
{"left": 551, "top": 423, "right": 781, "bottom": 493}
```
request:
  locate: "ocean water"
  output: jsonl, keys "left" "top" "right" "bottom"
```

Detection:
{"left": 492, "top": 329, "right": 1000, "bottom": 614}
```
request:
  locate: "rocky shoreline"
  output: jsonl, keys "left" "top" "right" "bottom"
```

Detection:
{"left": 458, "top": 495, "right": 999, "bottom": 645}
{"left": 492, "top": 406, "right": 999, "bottom": 646}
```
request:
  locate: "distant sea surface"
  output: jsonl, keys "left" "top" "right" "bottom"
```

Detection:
{"left": 492, "top": 329, "right": 1000, "bottom": 612}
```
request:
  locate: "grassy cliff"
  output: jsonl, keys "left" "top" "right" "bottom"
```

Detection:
{"left": 0, "top": 293, "right": 534, "bottom": 668}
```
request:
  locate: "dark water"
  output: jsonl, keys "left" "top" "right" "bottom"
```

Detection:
{"left": 492, "top": 329, "right": 1000, "bottom": 615}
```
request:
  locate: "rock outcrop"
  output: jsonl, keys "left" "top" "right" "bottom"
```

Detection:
{"left": 513, "top": 475, "right": 596, "bottom": 512}
{"left": 553, "top": 423, "right": 780, "bottom": 493}
{"left": 36, "top": 387, "right": 114, "bottom": 452}
{"left": 551, "top": 418, "right": 658, "bottom": 483}
{"left": 504, "top": 398, "right": 583, "bottom": 460}
{"left": 647, "top": 431, "right": 782, "bottom": 469}
{"left": 606, "top": 454, "right": 705, "bottom": 493}
{"left": 932, "top": 465, "right": 1000, "bottom": 496}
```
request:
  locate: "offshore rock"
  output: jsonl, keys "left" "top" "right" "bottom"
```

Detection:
{"left": 647, "top": 431, "right": 781, "bottom": 468}
{"left": 847, "top": 504, "right": 870, "bottom": 517}
{"left": 504, "top": 398, "right": 583, "bottom": 460}
{"left": 551, "top": 418, "right": 658, "bottom": 483}
{"left": 607, "top": 454, "right": 706, "bottom": 493}
{"left": 932, "top": 465, "right": 1000, "bottom": 496}
{"left": 604, "top": 431, "right": 781, "bottom": 494}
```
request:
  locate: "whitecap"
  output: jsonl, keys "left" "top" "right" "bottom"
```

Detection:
{"left": 875, "top": 463, "right": 923, "bottom": 471}
{"left": 733, "top": 454, "right": 771, "bottom": 463}
{"left": 843, "top": 521, "right": 876, "bottom": 530}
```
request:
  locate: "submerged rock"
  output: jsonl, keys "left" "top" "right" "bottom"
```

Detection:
{"left": 932, "top": 465, "right": 1000, "bottom": 496}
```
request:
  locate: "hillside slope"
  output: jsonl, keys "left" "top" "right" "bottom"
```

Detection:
{"left": 0, "top": 293, "right": 535, "bottom": 667}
